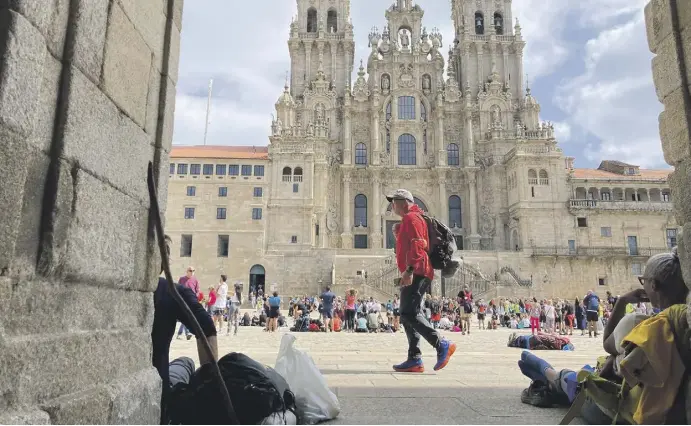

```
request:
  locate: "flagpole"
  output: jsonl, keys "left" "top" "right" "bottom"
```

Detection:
{"left": 203, "top": 78, "right": 213, "bottom": 146}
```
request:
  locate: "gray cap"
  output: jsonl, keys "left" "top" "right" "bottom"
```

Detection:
{"left": 386, "top": 189, "right": 414, "bottom": 203}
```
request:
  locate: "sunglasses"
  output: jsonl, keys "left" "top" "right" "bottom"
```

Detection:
{"left": 637, "top": 276, "right": 647, "bottom": 286}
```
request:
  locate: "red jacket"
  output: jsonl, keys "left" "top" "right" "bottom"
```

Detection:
{"left": 395, "top": 204, "right": 434, "bottom": 280}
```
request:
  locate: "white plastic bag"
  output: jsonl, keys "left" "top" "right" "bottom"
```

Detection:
{"left": 597, "top": 319, "right": 604, "bottom": 333}
{"left": 274, "top": 334, "right": 340, "bottom": 424}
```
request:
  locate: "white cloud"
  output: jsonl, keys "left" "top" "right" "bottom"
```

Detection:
{"left": 552, "top": 121, "right": 572, "bottom": 143}
{"left": 555, "top": 10, "right": 665, "bottom": 168}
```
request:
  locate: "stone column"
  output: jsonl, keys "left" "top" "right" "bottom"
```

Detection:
{"left": 436, "top": 96, "right": 445, "bottom": 166}
{"left": 465, "top": 108, "right": 475, "bottom": 166}
{"left": 306, "top": 43, "right": 312, "bottom": 82}
{"left": 477, "top": 47, "right": 483, "bottom": 83}
{"left": 467, "top": 171, "right": 481, "bottom": 249}
{"left": 372, "top": 94, "right": 381, "bottom": 165}
{"left": 437, "top": 169, "right": 448, "bottom": 225}
{"left": 343, "top": 105, "right": 352, "bottom": 165}
{"left": 341, "top": 170, "right": 353, "bottom": 248}
{"left": 371, "top": 171, "right": 382, "bottom": 248}
{"left": 0, "top": 1, "right": 182, "bottom": 423}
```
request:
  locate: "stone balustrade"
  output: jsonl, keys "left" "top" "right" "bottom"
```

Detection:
{"left": 568, "top": 199, "right": 674, "bottom": 212}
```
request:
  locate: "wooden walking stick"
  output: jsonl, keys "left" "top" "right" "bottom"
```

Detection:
{"left": 147, "top": 162, "right": 238, "bottom": 424}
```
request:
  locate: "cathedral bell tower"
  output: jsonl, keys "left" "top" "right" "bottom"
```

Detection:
{"left": 289, "top": 0, "right": 355, "bottom": 98}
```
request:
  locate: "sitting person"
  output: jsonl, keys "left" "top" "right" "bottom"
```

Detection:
{"left": 439, "top": 315, "right": 452, "bottom": 330}
{"left": 509, "top": 316, "right": 518, "bottom": 329}
{"left": 332, "top": 315, "right": 342, "bottom": 332}
{"left": 518, "top": 248, "right": 690, "bottom": 425}
{"left": 451, "top": 320, "right": 462, "bottom": 333}
{"left": 356, "top": 315, "right": 368, "bottom": 333}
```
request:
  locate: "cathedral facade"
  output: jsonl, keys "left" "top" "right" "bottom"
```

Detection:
{"left": 166, "top": 0, "right": 677, "bottom": 300}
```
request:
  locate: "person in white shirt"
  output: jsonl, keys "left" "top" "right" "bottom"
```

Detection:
{"left": 212, "top": 275, "right": 228, "bottom": 331}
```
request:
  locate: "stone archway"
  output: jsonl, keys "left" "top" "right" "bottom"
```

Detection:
{"left": 249, "top": 264, "right": 266, "bottom": 296}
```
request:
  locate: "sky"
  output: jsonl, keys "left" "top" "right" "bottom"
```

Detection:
{"left": 172, "top": 0, "right": 667, "bottom": 169}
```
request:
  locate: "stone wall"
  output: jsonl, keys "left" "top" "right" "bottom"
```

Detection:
{"left": 644, "top": 0, "right": 691, "bottom": 301}
{"left": 0, "top": 0, "right": 181, "bottom": 423}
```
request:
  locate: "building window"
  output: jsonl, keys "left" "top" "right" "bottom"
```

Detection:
{"left": 180, "top": 234, "right": 193, "bottom": 257}
{"left": 398, "top": 133, "right": 417, "bottom": 165}
{"left": 598, "top": 277, "right": 606, "bottom": 286}
{"left": 254, "top": 165, "right": 265, "bottom": 176}
{"left": 327, "top": 8, "right": 337, "bottom": 32}
{"left": 218, "top": 235, "right": 229, "bottom": 257}
{"left": 355, "top": 143, "right": 367, "bottom": 165}
{"left": 667, "top": 228, "right": 678, "bottom": 248}
{"left": 252, "top": 208, "right": 262, "bottom": 220}
{"left": 253, "top": 187, "right": 263, "bottom": 197}
{"left": 354, "top": 194, "right": 367, "bottom": 227}
{"left": 293, "top": 183, "right": 299, "bottom": 193}
{"left": 315, "top": 224, "right": 320, "bottom": 236}
{"left": 203, "top": 164, "right": 213, "bottom": 175}
{"left": 177, "top": 164, "right": 188, "bottom": 175}
{"left": 229, "top": 165, "right": 239, "bottom": 176}
{"left": 577, "top": 217, "right": 588, "bottom": 228}
{"left": 475, "top": 12, "right": 485, "bottom": 35}
{"left": 190, "top": 164, "right": 201, "bottom": 175}
{"left": 170, "top": 163, "right": 175, "bottom": 174}
{"left": 568, "top": 240, "right": 576, "bottom": 254}
{"left": 186, "top": 186, "right": 196, "bottom": 196}
{"left": 386, "top": 102, "right": 392, "bottom": 121}
{"left": 241, "top": 165, "right": 252, "bottom": 176}
{"left": 184, "top": 207, "right": 195, "bottom": 219}
{"left": 447, "top": 144, "right": 460, "bottom": 166}
{"left": 600, "top": 226, "right": 612, "bottom": 237}
{"left": 628, "top": 236, "right": 639, "bottom": 256}
{"left": 631, "top": 263, "right": 642, "bottom": 275}
{"left": 218, "top": 187, "right": 227, "bottom": 197}
{"left": 216, "top": 208, "right": 227, "bottom": 220}
{"left": 494, "top": 12, "right": 504, "bottom": 35}
{"left": 398, "top": 96, "right": 416, "bottom": 120}
{"left": 531, "top": 187, "right": 535, "bottom": 198}
{"left": 448, "top": 195, "right": 462, "bottom": 228}
{"left": 539, "top": 169, "right": 549, "bottom": 185}
{"left": 354, "top": 235, "right": 368, "bottom": 249}
{"left": 528, "top": 169, "right": 538, "bottom": 185}
{"left": 282, "top": 166, "right": 292, "bottom": 182}
{"left": 294, "top": 167, "right": 303, "bottom": 182}
{"left": 601, "top": 192, "right": 611, "bottom": 201}
{"left": 306, "top": 7, "right": 317, "bottom": 33}
{"left": 216, "top": 164, "right": 227, "bottom": 175}
{"left": 628, "top": 167, "right": 636, "bottom": 175}
{"left": 290, "top": 235, "right": 298, "bottom": 244}
{"left": 662, "top": 192, "right": 670, "bottom": 202}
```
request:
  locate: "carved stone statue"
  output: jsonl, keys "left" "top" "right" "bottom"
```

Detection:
{"left": 491, "top": 105, "right": 501, "bottom": 124}
{"left": 422, "top": 74, "right": 431, "bottom": 91}
{"left": 306, "top": 122, "right": 314, "bottom": 136}
{"left": 381, "top": 74, "right": 390, "bottom": 91}
{"left": 400, "top": 29, "right": 410, "bottom": 49}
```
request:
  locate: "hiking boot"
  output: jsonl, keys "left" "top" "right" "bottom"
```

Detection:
{"left": 521, "top": 381, "right": 554, "bottom": 408}
{"left": 434, "top": 339, "right": 457, "bottom": 371}
{"left": 393, "top": 358, "right": 424, "bottom": 373}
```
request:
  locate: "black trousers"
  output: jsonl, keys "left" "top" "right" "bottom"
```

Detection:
{"left": 399, "top": 275, "right": 441, "bottom": 360}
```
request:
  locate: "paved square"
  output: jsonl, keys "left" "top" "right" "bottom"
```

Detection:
{"left": 170, "top": 324, "right": 602, "bottom": 424}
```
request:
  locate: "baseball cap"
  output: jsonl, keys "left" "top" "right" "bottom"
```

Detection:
{"left": 386, "top": 189, "right": 414, "bottom": 203}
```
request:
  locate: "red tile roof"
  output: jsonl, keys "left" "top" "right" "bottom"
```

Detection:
{"left": 171, "top": 145, "right": 269, "bottom": 160}
{"left": 572, "top": 168, "right": 671, "bottom": 180}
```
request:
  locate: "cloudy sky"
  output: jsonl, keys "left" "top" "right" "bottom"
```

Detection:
{"left": 172, "top": 0, "right": 666, "bottom": 169}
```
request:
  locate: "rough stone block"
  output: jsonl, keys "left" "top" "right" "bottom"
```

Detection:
{"left": 160, "top": 76, "right": 176, "bottom": 151}
{"left": 145, "top": 63, "right": 161, "bottom": 136}
{"left": 0, "top": 0, "right": 52, "bottom": 36}
{"left": 670, "top": 161, "right": 691, "bottom": 224}
{"left": 659, "top": 87, "right": 691, "bottom": 165}
{"left": 62, "top": 66, "right": 154, "bottom": 203}
{"left": 68, "top": 0, "right": 109, "bottom": 84}
{"left": 108, "top": 368, "right": 161, "bottom": 424}
{"left": 167, "top": 22, "right": 180, "bottom": 84}
{"left": 0, "top": 9, "right": 46, "bottom": 136}
{"left": 102, "top": 2, "right": 152, "bottom": 127}
{"left": 45, "top": 0, "right": 69, "bottom": 58}
{"left": 172, "top": 0, "right": 183, "bottom": 30}
{"left": 29, "top": 50, "right": 61, "bottom": 153}
{"left": 0, "top": 408, "right": 50, "bottom": 425}
{"left": 61, "top": 170, "right": 151, "bottom": 291}
{"left": 645, "top": 0, "right": 673, "bottom": 53}
{"left": 651, "top": 33, "right": 683, "bottom": 103}
{"left": 0, "top": 127, "right": 32, "bottom": 275}
{"left": 5, "top": 329, "right": 152, "bottom": 405}
{"left": 42, "top": 386, "right": 112, "bottom": 424}
{"left": 679, "top": 223, "right": 691, "bottom": 290}
{"left": 118, "top": 0, "right": 166, "bottom": 72}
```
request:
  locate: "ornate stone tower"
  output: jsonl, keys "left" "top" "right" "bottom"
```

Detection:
{"left": 289, "top": 0, "right": 355, "bottom": 97}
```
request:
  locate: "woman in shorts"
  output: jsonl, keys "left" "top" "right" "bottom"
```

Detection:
{"left": 267, "top": 291, "right": 281, "bottom": 332}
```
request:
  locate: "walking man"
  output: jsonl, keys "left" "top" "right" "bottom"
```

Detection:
{"left": 177, "top": 266, "right": 200, "bottom": 339}
{"left": 583, "top": 290, "right": 600, "bottom": 337}
{"left": 387, "top": 189, "right": 456, "bottom": 373}
{"left": 320, "top": 285, "right": 336, "bottom": 332}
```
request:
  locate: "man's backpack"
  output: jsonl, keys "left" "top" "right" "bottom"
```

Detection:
{"left": 419, "top": 214, "right": 459, "bottom": 277}
{"left": 169, "top": 352, "right": 298, "bottom": 425}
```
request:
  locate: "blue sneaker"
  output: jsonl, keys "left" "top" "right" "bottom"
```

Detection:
{"left": 393, "top": 358, "right": 424, "bottom": 373}
{"left": 434, "top": 339, "right": 457, "bottom": 371}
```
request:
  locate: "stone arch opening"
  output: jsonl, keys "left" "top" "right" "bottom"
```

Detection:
{"left": 307, "top": 7, "right": 318, "bottom": 33}
{"left": 249, "top": 264, "right": 266, "bottom": 296}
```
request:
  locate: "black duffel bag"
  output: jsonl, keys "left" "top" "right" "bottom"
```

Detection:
{"left": 169, "top": 352, "right": 297, "bottom": 424}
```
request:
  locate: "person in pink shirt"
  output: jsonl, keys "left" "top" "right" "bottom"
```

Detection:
{"left": 176, "top": 266, "right": 201, "bottom": 339}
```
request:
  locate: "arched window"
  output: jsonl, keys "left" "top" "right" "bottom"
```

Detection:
{"left": 398, "top": 96, "right": 416, "bottom": 120}
{"left": 354, "top": 194, "right": 367, "bottom": 227}
{"left": 282, "top": 166, "right": 292, "bottom": 182}
{"left": 385, "top": 102, "right": 392, "bottom": 121}
{"left": 494, "top": 12, "right": 504, "bottom": 35}
{"left": 327, "top": 9, "right": 337, "bottom": 32}
{"left": 448, "top": 196, "right": 462, "bottom": 228}
{"left": 475, "top": 12, "right": 485, "bottom": 35}
{"left": 398, "top": 133, "right": 416, "bottom": 165}
{"left": 307, "top": 8, "right": 317, "bottom": 33}
{"left": 528, "top": 169, "right": 537, "bottom": 184}
{"left": 355, "top": 143, "right": 367, "bottom": 165}
{"left": 539, "top": 169, "right": 549, "bottom": 185}
{"left": 294, "top": 166, "right": 303, "bottom": 182}
{"left": 421, "top": 101, "right": 427, "bottom": 122}
{"left": 447, "top": 143, "right": 460, "bottom": 166}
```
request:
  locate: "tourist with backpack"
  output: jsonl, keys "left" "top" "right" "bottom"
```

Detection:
{"left": 583, "top": 290, "right": 601, "bottom": 337}
{"left": 386, "top": 189, "right": 456, "bottom": 373}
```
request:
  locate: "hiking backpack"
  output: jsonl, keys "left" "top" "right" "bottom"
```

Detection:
{"left": 420, "top": 214, "right": 459, "bottom": 277}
